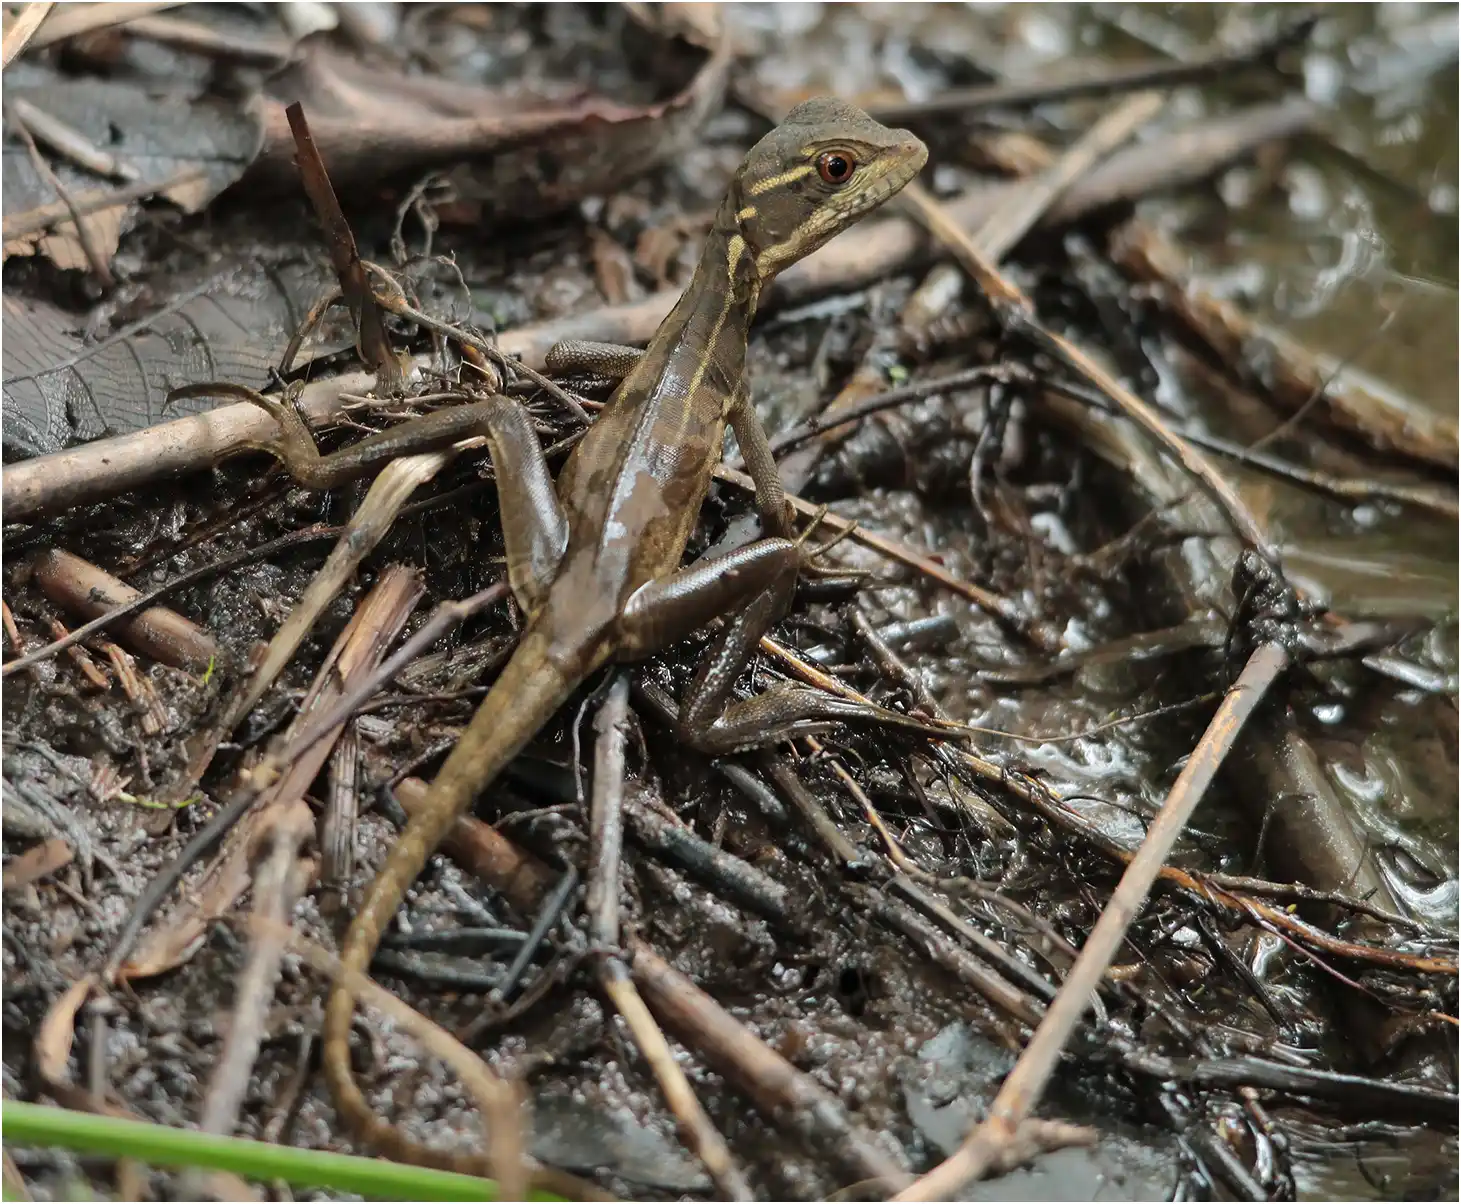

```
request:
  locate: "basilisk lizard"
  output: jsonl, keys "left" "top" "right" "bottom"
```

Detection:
{"left": 242, "top": 98, "right": 927, "bottom": 1173}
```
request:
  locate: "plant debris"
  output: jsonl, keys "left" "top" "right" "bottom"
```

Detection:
{"left": 2, "top": 5, "right": 1455, "bottom": 1203}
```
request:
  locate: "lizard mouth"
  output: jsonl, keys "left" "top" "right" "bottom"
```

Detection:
{"left": 841, "top": 143, "right": 928, "bottom": 222}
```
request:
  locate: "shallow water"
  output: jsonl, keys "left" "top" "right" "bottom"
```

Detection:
{"left": 3, "top": 5, "right": 1453, "bottom": 1200}
{"left": 738, "top": 3, "right": 1457, "bottom": 1198}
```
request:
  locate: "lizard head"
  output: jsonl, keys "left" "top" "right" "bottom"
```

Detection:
{"left": 731, "top": 97, "right": 928, "bottom": 282}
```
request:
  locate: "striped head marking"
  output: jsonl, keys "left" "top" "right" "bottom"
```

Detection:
{"left": 731, "top": 98, "right": 928, "bottom": 282}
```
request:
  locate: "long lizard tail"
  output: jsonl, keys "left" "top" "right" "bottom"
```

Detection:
{"left": 322, "top": 630, "right": 580, "bottom": 1177}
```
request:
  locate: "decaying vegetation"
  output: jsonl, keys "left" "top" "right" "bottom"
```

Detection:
{"left": 3, "top": 4, "right": 1456, "bottom": 1201}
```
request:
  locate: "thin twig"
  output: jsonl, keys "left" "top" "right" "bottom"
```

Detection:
{"left": 2, "top": 166, "right": 208, "bottom": 240}
{"left": 894, "top": 641, "right": 1291, "bottom": 1200}
{"left": 600, "top": 959, "right": 753, "bottom": 1200}
{"left": 713, "top": 463, "right": 1063, "bottom": 651}
{"left": 1054, "top": 372, "right": 1457, "bottom": 517}
{"left": 2, "top": 600, "right": 25, "bottom": 657}
{"left": 622, "top": 795, "right": 793, "bottom": 925}
{"left": 1193, "top": 426, "right": 1457, "bottom": 518}
{"left": 7, "top": 106, "right": 113, "bottom": 287}
{"left": 976, "top": 746, "right": 1458, "bottom": 977}
{"left": 586, "top": 674, "right": 631, "bottom": 949}
{"left": 972, "top": 90, "right": 1165, "bottom": 260}
{"left": 631, "top": 939, "right": 909, "bottom": 1189}
{"left": 490, "top": 867, "right": 578, "bottom": 1005}
{"left": 6, "top": 97, "right": 139, "bottom": 180}
{"left": 755, "top": 753, "right": 870, "bottom": 871}
{"left": 856, "top": 886, "right": 1046, "bottom": 1028}
{"left": 364, "top": 267, "right": 591, "bottom": 424}
{"left": 1196, "top": 870, "right": 1452, "bottom": 935}
{"left": 198, "top": 807, "right": 313, "bottom": 1136}
{"left": 1, "top": 2, "right": 54, "bottom": 67}
{"left": 27, "top": 1, "right": 178, "bottom": 49}
{"left": 34, "top": 974, "right": 137, "bottom": 1119}
{"left": 890, "top": 874, "right": 1061, "bottom": 1004}
{"left": 863, "top": 15, "right": 1317, "bottom": 122}
{"left": 278, "top": 285, "right": 346, "bottom": 376}
{"left": 901, "top": 179, "right": 1272, "bottom": 556}
{"left": 762, "top": 364, "right": 1023, "bottom": 457}
{"left": 287, "top": 103, "right": 400, "bottom": 391}
{"left": 118, "top": 12, "right": 293, "bottom": 63}
{"left": 1125, "top": 1050, "right": 1459, "bottom": 1121}
{"left": 47, "top": 618, "right": 109, "bottom": 689}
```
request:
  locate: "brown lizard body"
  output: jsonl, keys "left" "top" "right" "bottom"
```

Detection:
{"left": 297, "top": 98, "right": 928, "bottom": 1176}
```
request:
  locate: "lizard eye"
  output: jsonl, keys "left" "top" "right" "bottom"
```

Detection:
{"left": 817, "top": 150, "right": 856, "bottom": 185}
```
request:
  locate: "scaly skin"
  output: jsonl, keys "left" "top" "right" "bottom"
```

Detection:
{"left": 321, "top": 98, "right": 928, "bottom": 1175}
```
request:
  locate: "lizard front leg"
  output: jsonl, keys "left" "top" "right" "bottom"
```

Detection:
{"left": 551, "top": 346, "right": 802, "bottom": 547}
{"left": 726, "top": 386, "right": 799, "bottom": 540}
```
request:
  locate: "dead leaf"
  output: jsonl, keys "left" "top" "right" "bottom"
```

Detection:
{"left": 589, "top": 227, "right": 638, "bottom": 306}
{"left": 250, "top": 32, "right": 730, "bottom": 220}
{"left": 3, "top": 204, "right": 123, "bottom": 273}
{"left": 2, "top": 256, "right": 340, "bottom": 458}
{"left": 1, "top": 68, "right": 264, "bottom": 270}
{"left": 117, "top": 798, "right": 314, "bottom": 982}
{"left": 624, "top": 2, "right": 730, "bottom": 51}
{"left": 35, "top": 973, "right": 136, "bottom": 1117}
{"left": 2, "top": 836, "right": 73, "bottom": 890}
{"left": 35, "top": 974, "right": 94, "bottom": 1087}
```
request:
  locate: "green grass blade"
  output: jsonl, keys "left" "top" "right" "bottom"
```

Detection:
{"left": 2, "top": 1101, "right": 559, "bottom": 1201}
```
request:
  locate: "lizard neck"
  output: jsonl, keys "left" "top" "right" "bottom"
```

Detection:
{"left": 644, "top": 192, "right": 763, "bottom": 392}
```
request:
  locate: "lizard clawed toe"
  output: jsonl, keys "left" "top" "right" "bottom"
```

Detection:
{"left": 791, "top": 504, "right": 861, "bottom": 579}
{"left": 165, "top": 380, "right": 323, "bottom": 476}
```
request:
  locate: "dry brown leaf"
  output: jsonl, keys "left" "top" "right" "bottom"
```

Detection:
{"left": 117, "top": 799, "right": 313, "bottom": 982}
{"left": 2, "top": 836, "right": 73, "bottom": 890}
{"left": 1, "top": 75, "right": 264, "bottom": 271}
{"left": 624, "top": 2, "right": 729, "bottom": 51}
{"left": 251, "top": 35, "right": 729, "bottom": 220}
{"left": 35, "top": 974, "right": 94, "bottom": 1088}
{"left": 1, "top": 205, "right": 123, "bottom": 271}
{"left": 34, "top": 973, "right": 136, "bottom": 1117}
{"left": 589, "top": 226, "right": 637, "bottom": 306}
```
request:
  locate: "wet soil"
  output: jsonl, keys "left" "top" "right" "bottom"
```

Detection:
{"left": 3, "top": 4, "right": 1456, "bottom": 1201}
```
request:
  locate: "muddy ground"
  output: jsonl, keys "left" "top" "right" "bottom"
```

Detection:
{"left": 2, "top": 4, "right": 1456, "bottom": 1201}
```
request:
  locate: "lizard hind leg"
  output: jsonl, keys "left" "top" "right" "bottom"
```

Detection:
{"left": 620, "top": 537, "right": 936, "bottom": 757}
